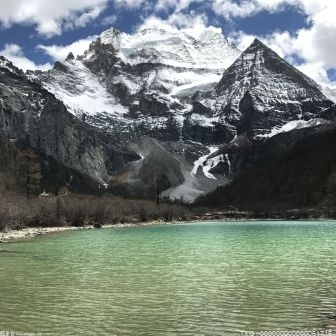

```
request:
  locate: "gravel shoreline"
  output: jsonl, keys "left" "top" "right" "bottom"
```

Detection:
{"left": 0, "top": 221, "right": 164, "bottom": 243}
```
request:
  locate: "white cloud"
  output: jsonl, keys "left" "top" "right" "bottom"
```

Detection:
{"left": 228, "top": 31, "right": 255, "bottom": 51}
{"left": 211, "top": 0, "right": 298, "bottom": 19}
{"left": 38, "top": 36, "right": 97, "bottom": 61}
{"left": 114, "top": 0, "right": 149, "bottom": 9}
{"left": 154, "top": 0, "right": 202, "bottom": 12}
{"left": 137, "top": 10, "right": 209, "bottom": 37}
{"left": 0, "top": 44, "right": 51, "bottom": 71}
{"left": 297, "top": 62, "right": 334, "bottom": 87}
{"left": 100, "top": 15, "right": 118, "bottom": 27}
{"left": 0, "top": 0, "right": 110, "bottom": 37}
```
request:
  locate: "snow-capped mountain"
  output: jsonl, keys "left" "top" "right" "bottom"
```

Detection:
{"left": 191, "top": 38, "right": 332, "bottom": 140}
{"left": 0, "top": 55, "right": 137, "bottom": 188}
{"left": 37, "top": 27, "right": 241, "bottom": 143}
{"left": 100, "top": 27, "right": 240, "bottom": 70}
{"left": 1, "top": 27, "right": 335, "bottom": 202}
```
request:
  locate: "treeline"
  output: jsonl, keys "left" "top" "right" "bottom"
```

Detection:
{"left": 0, "top": 133, "right": 192, "bottom": 232}
{"left": 0, "top": 191, "right": 191, "bottom": 232}
{"left": 0, "top": 134, "right": 42, "bottom": 196}
{"left": 198, "top": 127, "right": 336, "bottom": 210}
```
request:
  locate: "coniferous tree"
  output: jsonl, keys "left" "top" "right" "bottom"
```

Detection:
{"left": 16, "top": 149, "right": 42, "bottom": 197}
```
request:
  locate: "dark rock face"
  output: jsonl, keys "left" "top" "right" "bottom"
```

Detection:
{"left": 321, "top": 105, "right": 336, "bottom": 121}
{"left": 182, "top": 117, "right": 234, "bottom": 144}
{"left": 209, "top": 161, "right": 230, "bottom": 176}
{"left": 0, "top": 59, "right": 138, "bottom": 189}
{"left": 53, "top": 61, "right": 69, "bottom": 73}
{"left": 66, "top": 52, "right": 75, "bottom": 61}
{"left": 183, "top": 101, "right": 236, "bottom": 144}
{"left": 81, "top": 37, "right": 120, "bottom": 76}
{"left": 139, "top": 95, "right": 170, "bottom": 116}
{"left": 38, "top": 99, "right": 138, "bottom": 182}
{"left": 109, "top": 137, "right": 185, "bottom": 197}
{"left": 192, "top": 101, "right": 213, "bottom": 116}
{"left": 107, "top": 82, "right": 131, "bottom": 106}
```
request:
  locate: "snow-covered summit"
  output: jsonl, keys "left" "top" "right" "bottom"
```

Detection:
{"left": 38, "top": 25, "right": 241, "bottom": 127}
{"left": 215, "top": 38, "right": 325, "bottom": 108}
{"left": 194, "top": 37, "right": 332, "bottom": 137}
{"left": 98, "top": 26, "right": 240, "bottom": 70}
{"left": 100, "top": 27, "right": 122, "bottom": 50}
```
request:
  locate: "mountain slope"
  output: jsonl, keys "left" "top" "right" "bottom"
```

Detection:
{"left": 36, "top": 27, "right": 241, "bottom": 144}
{"left": 197, "top": 123, "right": 336, "bottom": 210}
{"left": 1, "top": 28, "right": 335, "bottom": 202}
{"left": 0, "top": 57, "right": 138, "bottom": 191}
{"left": 190, "top": 38, "right": 332, "bottom": 141}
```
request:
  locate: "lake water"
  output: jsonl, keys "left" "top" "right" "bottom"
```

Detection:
{"left": 0, "top": 221, "right": 336, "bottom": 335}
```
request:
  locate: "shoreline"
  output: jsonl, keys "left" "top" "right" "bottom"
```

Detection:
{"left": 1, "top": 218, "right": 336, "bottom": 243}
{"left": 0, "top": 221, "right": 165, "bottom": 243}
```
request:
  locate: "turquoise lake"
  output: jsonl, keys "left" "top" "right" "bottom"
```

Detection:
{"left": 0, "top": 221, "right": 335, "bottom": 335}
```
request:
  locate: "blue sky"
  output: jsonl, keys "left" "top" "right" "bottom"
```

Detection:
{"left": 0, "top": 0, "right": 335, "bottom": 89}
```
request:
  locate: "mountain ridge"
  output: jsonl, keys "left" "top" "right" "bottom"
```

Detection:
{"left": 0, "top": 26, "right": 335, "bottom": 202}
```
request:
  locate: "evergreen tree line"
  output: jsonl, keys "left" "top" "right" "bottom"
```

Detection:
{"left": 0, "top": 134, "right": 42, "bottom": 196}
{"left": 197, "top": 128, "right": 336, "bottom": 210}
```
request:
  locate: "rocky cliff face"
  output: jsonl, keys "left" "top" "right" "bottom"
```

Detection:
{"left": 0, "top": 28, "right": 335, "bottom": 201}
{"left": 0, "top": 56, "right": 138, "bottom": 190}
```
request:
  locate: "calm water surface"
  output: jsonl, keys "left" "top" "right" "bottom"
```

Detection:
{"left": 0, "top": 221, "right": 336, "bottom": 335}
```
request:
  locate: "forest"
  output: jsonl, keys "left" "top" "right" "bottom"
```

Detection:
{"left": 198, "top": 127, "right": 336, "bottom": 212}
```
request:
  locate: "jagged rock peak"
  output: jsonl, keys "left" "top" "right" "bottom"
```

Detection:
{"left": 99, "top": 27, "right": 122, "bottom": 50}
{"left": 248, "top": 38, "right": 269, "bottom": 49}
{"left": 65, "top": 52, "right": 75, "bottom": 61}
{"left": 0, "top": 55, "right": 24, "bottom": 76}
{"left": 216, "top": 36, "right": 321, "bottom": 93}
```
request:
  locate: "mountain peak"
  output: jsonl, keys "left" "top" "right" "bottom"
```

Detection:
{"left": 213, "top": 37, "right": 332, "bottom": 136}
{"left": 0, "top": 55, "right": 24, "bottom": 76}
{"left": 65, "top": 52, "right": 75, "bottom": 61}
{"left": 99, "top": 27, "right": 122, "bottom": 49}
{"left": 251, "top": 38, "right": 266, "bottom": 47}
{"left": 245, "top": 38, "right": 276, "bottom": 55}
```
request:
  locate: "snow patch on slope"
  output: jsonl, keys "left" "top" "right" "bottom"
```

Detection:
{"left": 323, "top": 86, "right": 336, "bottom": 103}
{"left": 162, "top": 168, "right": 227, "bottom": 203}
{"left": 170, "top": 74, "right": 221, "bottom": 97}
{"left": 258, "top": 118, "right": 330, "bottom": 139}
{"left": 42, "top": 60, "right": 128, "bottom": 118}
{"left": 162, "top": 146, "right": 231, "bottom": 203}
{"left": 192, "top": 146, "right": 218, "bottom": 178}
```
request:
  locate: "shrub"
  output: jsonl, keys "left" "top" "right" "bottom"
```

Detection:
{"left": 139, "top": 207, "right": 147, "bottom": 222}
{"left": 0, "top": 209, "right": 10, "bottom": 231}
{"left": 91, "top": 203, "right": 107, "bottom": 224}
